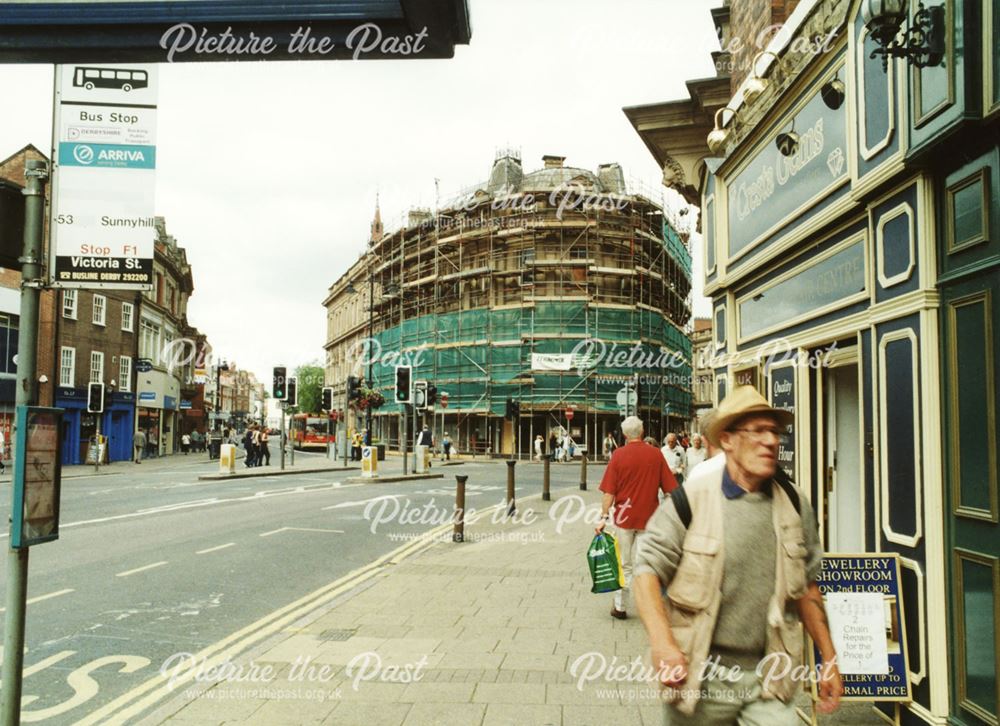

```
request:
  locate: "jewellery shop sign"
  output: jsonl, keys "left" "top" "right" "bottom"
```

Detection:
{"left": 811, "top": 554, "right": 912, "bottom": 702}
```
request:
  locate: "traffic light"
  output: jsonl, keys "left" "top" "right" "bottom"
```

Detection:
{"left": 321, "top": 386, "right": 333, "bottom": 411}
{"left": 347, "top": 375, "right": 360, "bottom": 401}
{"left": 512, "top": 400, "right": 520, "bottom": 419}
{"left": 426, "top": 383, "right": 438, "bottom": 406}
{"left": 414, "top": 381, "right": 427, "bottom": 409}
{"left": 87, "top": 382, "right": 104, "bottom": 413}
{"left": 395, "top": 366, "right": 412, "bottom": 403}
{"left": 286, "top": 376, "right": 297, "bottom": 407}
{"left": 272, "top": 366, "right": 286, "bottom": 399}
{"left": 505, "top": 397, "right": 514, "bottom": 420}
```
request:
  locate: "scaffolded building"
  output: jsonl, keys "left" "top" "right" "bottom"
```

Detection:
{"left": 323, "top": 152, "right": 693, "bottom": 456}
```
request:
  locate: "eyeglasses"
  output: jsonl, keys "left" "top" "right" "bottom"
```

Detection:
{"left": 729, "top": 426, "right": 789, "bottom": 442}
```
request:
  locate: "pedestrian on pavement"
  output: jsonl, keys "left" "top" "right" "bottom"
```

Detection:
{"left": 661, "top": 433, "right": 686, "bottom": 485}
{"left": 596, "top": 415, "right": 677, "bottom": 620}
{"left": 133, "top": 429, "right": 146, "bottom": 463}
{"left": 633, "top": 385, "right": 842, "bottom": 724}
{"left": 548, "top": 432, "right": 558, "bottom": 460}
{"left": 181, "top": 432, "right": 191, "bottom": 454}
{"left": 602, "top": 432, "right": 617, "bottom": 460}
{"left": 442, "top": 432, "right": 452, "bottom": 461}
{"left": 534, "top": 434, "right": 544, "bottom": 461}
{"left": 259, "top": 427, "right": 270, "bottom": 466}
{"left": 685, "top": 434, "right": 707, "bottom": 472}
{"left": 351, "top": 430, "right": 362, "bottom": 461}
{"left": 244, "top": 426, "right": 256, "bottom": 467}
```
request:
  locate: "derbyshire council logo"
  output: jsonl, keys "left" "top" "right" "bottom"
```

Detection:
{"left": 72, "top": 144, "right": 95, "bottom": 165}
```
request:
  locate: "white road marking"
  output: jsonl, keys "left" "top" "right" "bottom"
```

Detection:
{"left": 0, "top": 481, "right": 350, "bottom": 539}
{"left": 115, "top": 561, "right": 168, "bottom": 578}
{"left": 323, "top": 493, "right": 402, "bottom": 511}
{"left": 0, "top": 588, "right": 75, "bottom": 613}
{"left": 259, "top": 527, "right": 344, "bottom": 537}
{"left": 196, "top": 542, "right": 236, "bottom": 555}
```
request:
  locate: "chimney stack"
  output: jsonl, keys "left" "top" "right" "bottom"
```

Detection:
{"left": 542, "top": 155, "right": 566, "bottom": 169}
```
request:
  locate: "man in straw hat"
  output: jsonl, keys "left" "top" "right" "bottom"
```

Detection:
{"left": 633, "top": 385, "right": 842, "bottom": 724}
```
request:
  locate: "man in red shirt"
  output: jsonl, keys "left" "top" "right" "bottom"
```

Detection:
{"left": 596, "top": 415, "right": 677, "bottom": 619}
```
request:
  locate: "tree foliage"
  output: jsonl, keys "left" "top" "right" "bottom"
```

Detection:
{"left": 294, "top": 364, "right": 324, "bottom": 414}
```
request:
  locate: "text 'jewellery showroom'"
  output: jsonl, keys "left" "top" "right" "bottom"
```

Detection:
{"left": 636, "top": 0, "right": 1000, "bottom": 724}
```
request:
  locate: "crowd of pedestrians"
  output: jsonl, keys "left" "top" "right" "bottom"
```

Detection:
{"left": 242, "top": 424, "right": 271, "bottom": 467}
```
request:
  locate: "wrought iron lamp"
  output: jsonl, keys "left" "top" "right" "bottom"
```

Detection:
{"left": 861, "top": 0, "right": 945, "bottom": 71}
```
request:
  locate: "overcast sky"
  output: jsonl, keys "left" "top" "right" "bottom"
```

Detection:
{"left": 0, "top": 0, "right": 719, "bottom": 384}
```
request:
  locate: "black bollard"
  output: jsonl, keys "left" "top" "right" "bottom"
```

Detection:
{"left": 543, "top": 454, "right": 551, "bottom": 501}
{"left": 505, "top": 460, "right": 516, "bottom": 516}
{"left": 580, "top": 453, "right": 588, "bottom": 490}
{"left": 453, "top": 474, "right": 468, "bottom": 542}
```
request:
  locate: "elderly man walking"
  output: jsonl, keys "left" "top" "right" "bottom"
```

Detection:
{"left": 661, "top": 433, "right": 686, "bottom": 484}
{"left": 596, "top": 416, "right": 677, "bottom": 620}
{"left": 633, "top": 386, "right": 842, "bottom": 724}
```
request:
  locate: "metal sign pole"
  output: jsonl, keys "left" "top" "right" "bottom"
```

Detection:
{"left": 279, "top": 402, "right": 286, "bottom": 471}
{"left": 93, "top": 415, "right": 101, "bottom": 473}
{"left": 2, "top": 159, "right": 47, "bottom": 726}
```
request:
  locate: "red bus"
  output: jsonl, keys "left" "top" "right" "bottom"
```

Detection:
{"left": 289, "top": 414, "right": 333, "bottom": 450}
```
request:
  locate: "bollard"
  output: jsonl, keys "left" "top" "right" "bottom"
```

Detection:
{"left": 505, "top": 460, "right": 516, "bottom": 516}
{"left": 453, "top": 475, "right": 468, "bottom": 542}
{"left": 543, "top": 454, "right": 551, "bottom": 501}
{"left": 580, "top": 453, "right": 588, "bottom": 490}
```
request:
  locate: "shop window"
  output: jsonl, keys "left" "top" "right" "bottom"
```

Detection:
{"left": 947, "top": 169, "right": 990, "bottom": 253}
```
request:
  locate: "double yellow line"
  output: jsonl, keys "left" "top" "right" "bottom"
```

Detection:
{"left": 78, "top": 519, "right": 458, "bottom": 725}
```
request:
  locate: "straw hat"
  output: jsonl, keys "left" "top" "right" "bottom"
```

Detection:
{"left": 705, "top": 385, "right": 793, "bottom": 447}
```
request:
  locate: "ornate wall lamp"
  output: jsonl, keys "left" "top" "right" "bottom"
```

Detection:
{"left": 743, "top": 51, "right": 782, "bottom": 106}
{"left": 706, "top": 107, "right": 738, "bottom": 155}
{"left": 861, "top": 0, "right": 945, "bottom": 71}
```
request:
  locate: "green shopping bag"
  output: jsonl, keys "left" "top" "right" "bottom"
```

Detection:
{"left": 588, "top": 531, "right": 624, "bottom": 593}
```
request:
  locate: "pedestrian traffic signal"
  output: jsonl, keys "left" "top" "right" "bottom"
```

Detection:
{"left": 321, "top": 386, "right": 333, "bottom": 411}
{"left": 395, "top": 366, "right": 412, "bottom": 403}
{"left": 87, "top": 382, "right": 104, "bottom": 413}
{"left": 347, "top": 375, "right": 360, "bottom": 401}
{"left": 426, "top": 383, "right": 438, "bottom": 406}
{"left": 286, "top": 376, "right": 297, "bottom": 407}
{"left": 273, "top": 366, "right": 286, "bottom": 399}
{"left": 414, "top": 380, "right": 427, "bottom": 409}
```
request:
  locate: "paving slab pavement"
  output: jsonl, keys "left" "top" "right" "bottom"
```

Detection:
{"left": 144, "top": 489, "right": 888, "bottom": 726}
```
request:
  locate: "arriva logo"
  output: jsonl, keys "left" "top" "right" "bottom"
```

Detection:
{"left": 99, "top": 148, "right": 146, "bottom": 163}
{"left": 72, "top": 144, "right": 95, "bottom": 165}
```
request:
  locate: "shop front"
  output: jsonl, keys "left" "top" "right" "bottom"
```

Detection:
{"left": 55, "top": 387, "right": 135, "bottom": 464}
{"left": 136, "top": 369, "right": 180, "bottom": 456}
{"left": 693, "top": 2, "right": 999, "bottom": 723}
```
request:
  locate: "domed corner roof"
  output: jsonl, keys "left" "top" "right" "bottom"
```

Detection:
{"left": 519, "top": 167, "right": 603, "bottom": 193}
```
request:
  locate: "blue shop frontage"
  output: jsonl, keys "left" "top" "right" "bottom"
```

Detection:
{"left": 694, "top": 1, "right": 999, "bottom": 724}
{"left": 55, "top": 387, "right": 136, "bottom": 465}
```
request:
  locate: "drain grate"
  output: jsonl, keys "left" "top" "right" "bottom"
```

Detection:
{"left": 320, "top": 628, "right": 357, "bottom": 641}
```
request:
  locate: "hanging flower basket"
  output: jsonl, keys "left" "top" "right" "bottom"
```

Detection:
{"left": 352, "top": 388, "right": 385, "bottom": 411}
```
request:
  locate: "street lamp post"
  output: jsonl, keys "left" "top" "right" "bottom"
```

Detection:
{"left": 366, "top": 269, "right": 374, "bottom": 446}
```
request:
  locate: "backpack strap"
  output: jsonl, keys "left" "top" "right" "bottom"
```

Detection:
{"left": 671, "top": 484, "right": 693, "bottom": 529}
{"left": 773, "top": 468, "right": 801, "bottom": 515}
{"left": 672, "top": 469, "right": 802, "bottom": 530}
